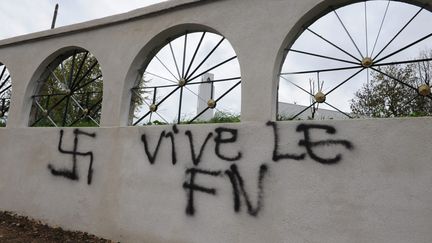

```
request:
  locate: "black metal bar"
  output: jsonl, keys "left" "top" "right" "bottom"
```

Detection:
{"left": 333, "top": 8, "right": 364, "bottom": 59}
{"left": 0, "top": 66, "right": 6, "bottom": 82}
{"left": 326, "top": 68, "right": 365, "bottom": 96}
{"left": 281, "top": 65, "right": 362, "bottom": 75}
{"left": 401, "top": 95, "right": 419, "bottom": 108}
{"left": 188, "top": 56, "right": 236, "bottom": 83}
{"left": 1, "top": 99, "right": 5, "bottom": 113}
{"left": 0, "top": 85, "right": 11, "bottom": 96}
{"left": 324, "top": 102, "right": 353, "bottom": 119}
{"left": 210, "top": 81, "right": 214, "bottom": 99}
{"left": 0, "top": 75, "right": 10, "bottom": 92}
{"left": 32, "top": 91, "right": 102, "bottom": 98}
{"left": 31, "top": 94, "right": 68, "bottom": 126}
{"left": 373, "top": 57, "right": 432, "bottom": 67}
{"left": 280, "top": 76, "right": 313, "bottom": 96}
{"left": 177, "top": 87, "right": 184, "bottom": 123}
{"left": 182, "top": 33, "right": 187, "bottom": 78}
{"left": 186, "top": 36, "right": 225, "bottom": 80}
{"left": 371, "top": 0, "right": 390, "bottom": 57}
{"left": 185, "top": 32, "right": 206, "bottom": 78}
{"left": 188, "top": 107, "right": 210, "bottom": 123}
{"left": 373, "top": 7, "right": 423, "bottom": 60}
{"left": 71, "top": 59, "right": 98, "bottom": 91}
{"left": 188, "top": 80, "right": 241, "bottom": 123}
{"left": 144, "top": 71, "right": 177, "bottom": 84}
{"left": 73, "top": 74, "right": 102, "bottom": 91}
{"left": 32, "top": 95, "right": 53, "bottom": 126}
{"left": 68, "top": 51, "right": 76, "bottom": 88}
{"left": 153, "top": 111, "right": 169, "bottom": 124}
{"left": 169, "top": 41, "right": 181, "bottom": 80}
{"left": 374, "top": 32, "right": 432, "bottom": 64}
{"left": 290, "top": 102, "right": 316, "bottom": 120}
{"left": 306, "top": 28, "right": 361, "bottom": 62}
{"left": 71, "top": 51, "right": 89, "bottom": 88}
{"left": 133, "top": 110, "right": 152, "bottom": 126}
{"left": 152, "top": 87, "right": 157, "bottom": 104}
{"left": 69, "top": 98, "right": 102, "bottom": 126}
{"left": 137, "top": 76, "right": 241, "bottom": 89}
{"left": 155, "top": 86, "right": 181, "bottom": 107}
{"left": 289, "top": 49, "right": 359, "bottom": 65}
{"left": 190, "top": 76, "right": 241, "bottom": 85}
{"left": 155, "top": 55, "right": 179, "bottom": 81}
{"left": 370, "top": 66, "right": 417, "bottom": 90}
{"left": 214, "top": 80, "right": 241, "bottom": 103}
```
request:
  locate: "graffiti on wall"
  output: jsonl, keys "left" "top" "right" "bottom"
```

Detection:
{"left": 141, "top": 122, "right": 353, "bottom": 216}
{"left": 48, "top": 129, "right": 96, "bottom": 185}
{"left": 47, "top": 122, "right": 353, "bottom": 216}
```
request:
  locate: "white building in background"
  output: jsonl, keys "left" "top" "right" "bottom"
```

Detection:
{"left": 196, "top": 73, "right": 214, "bottom": 120}
{"left": 278, "top": 102, "right": 350, "bottom": 120}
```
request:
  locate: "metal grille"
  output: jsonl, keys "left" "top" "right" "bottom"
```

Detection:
{"left": 0, "top": 64, "right": 11, "bottom": 127}
{"left": 29, "top": 50, "right": 103, "bottom": 127}
{"left": 130, "top": 31, "right": 241, "bottom": 125}
{"left": 279, "top": 0, "right": 432, "bottom": 120}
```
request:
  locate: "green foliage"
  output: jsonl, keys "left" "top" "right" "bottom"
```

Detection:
{"left": 207, "top": 111, "right": 240, "bottom": 123}
{"left": 350, "top": 52, "right": 432, "bottom": 118}
{"left": 129, "top": 76, "right": 149, "bottom": 121}
{"left": 30, "top": 52, "right": 103, "bottom": 127}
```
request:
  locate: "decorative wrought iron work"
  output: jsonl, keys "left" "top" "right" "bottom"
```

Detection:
{"left": 29, "top": 50, "right": 103, "bottom": 127}
{"left": 0, "top": 64, "right": 11, "bottom": 127}
{"left": 279, "top": 0, "right": 432, "bottom": 120}
{"left": 130, "top": 31, "right": 241, "bottom": 125}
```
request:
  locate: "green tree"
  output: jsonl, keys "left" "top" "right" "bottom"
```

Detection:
{"left": 350, "top": 53, "right": 432, "bottom": 118}
{"left": 30, "top": 51, "right": 103, "bottom": 127}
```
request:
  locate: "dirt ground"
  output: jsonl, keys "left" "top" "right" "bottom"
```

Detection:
{"left": 0, "top": 211, "right": 117, "bottom": 243}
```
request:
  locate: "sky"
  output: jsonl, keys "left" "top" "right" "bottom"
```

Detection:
{"left": 0, "top": 0, "right": 167, "bottom": 40}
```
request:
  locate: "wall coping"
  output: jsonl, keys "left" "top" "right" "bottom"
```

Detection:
{"left": 0, "top": 0, "right": 211, "bottom": 48}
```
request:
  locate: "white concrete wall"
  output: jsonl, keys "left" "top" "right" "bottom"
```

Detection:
{"left": 0, "top": 119, "right": 432, "bottom": 243}
{"left": 0, "top": 0, "right": 432, "bottom": 242}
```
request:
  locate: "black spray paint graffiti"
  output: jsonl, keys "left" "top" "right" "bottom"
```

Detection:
{"left": 225, "top": 164, "right": 268, "bottom": 216}
{"left": 183, "top": 164, "right": 269, "bottom": 217}
{"left": 183, "top": 168, "right": 221, "bottom": 216}
{"left": 47, "top": 129, "right": 96, "bottom": 185}
{"left": 141, "top": 125, "right": 243, "bottom": 166}
{"left": 43, "top": 121, "right": 353, "bottom": 216}
{"left": 142, "top": 126, "right": 267, "bottom": 216}
{"left": 267, "top": 122, "right": 353, "bottom": 164}
{"left": 185, "top": 130, "right": 213, "bottom": 166}
{"left": 141, "top": 122, "right": 353, "bottom": 217}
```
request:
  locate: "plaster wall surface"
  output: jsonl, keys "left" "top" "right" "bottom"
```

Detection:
{"left": 0, "top": 0, "right": 431, "bottom": 242}
{"left": 0, "top": 119, "right": 431, "bottom": 243}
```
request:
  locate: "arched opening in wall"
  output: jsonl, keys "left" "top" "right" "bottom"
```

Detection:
{"left": 29, "top": 49, "right": 103, "bottom": 127}
{"left": 278, "top": 0, "right": 432, "bottom": 120}
{"left": 0, "top": 63, "right": 11, "bottom": 127}
{"left": 130, "top": 30, "right": 241, "bottom": 125}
